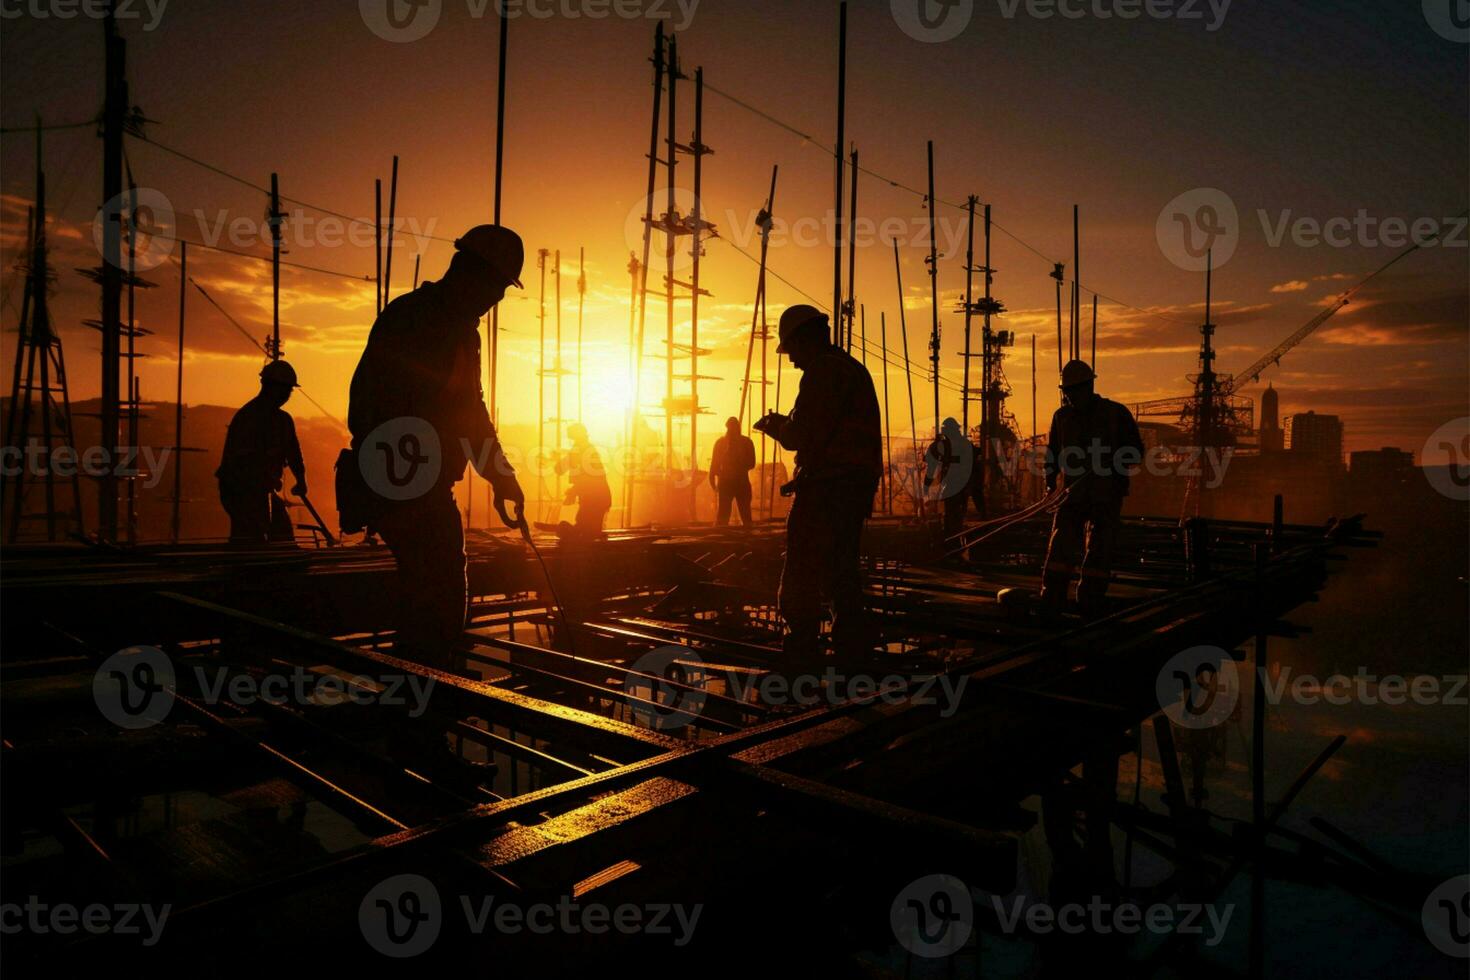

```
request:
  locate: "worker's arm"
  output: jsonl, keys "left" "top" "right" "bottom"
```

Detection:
{"left": 1044, "top": 412, "right": 1061, "bottom": 492}
{"left": 708, "top": 440, "right": 722, "bottom": 492}
{"left": 1117, "top": 404, "right": 1145, "bottom": 477}
{"left": 453, "top": 327, "right": 525, "bottom": 513}
{"left": 284, "top": 414, "right": 307, "bottom": 497}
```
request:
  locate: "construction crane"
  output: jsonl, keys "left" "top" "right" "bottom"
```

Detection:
{"left": 1132, "top": 222, "right": 1461, "bottom": 430}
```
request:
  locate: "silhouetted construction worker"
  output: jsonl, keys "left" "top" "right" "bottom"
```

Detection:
{"left": 710, "top": 416, "right": 756, "bottom": 526}
{"left": 556, "top": 422, "right": 611, "bottom": 538}
{"left": 216, "top": 360, "right": 306, "bottom": 544}
{"left": 347, "top": 225, "right": 526, "bottom": 669}
{"left": 1041, "top": 360, "right": 1144, "bottom": 617}
{"left": 755, "top": 305, "right": 882, "bottom": 660}
{"left": 924, "top": 416, "right": 982, "bottom": 537}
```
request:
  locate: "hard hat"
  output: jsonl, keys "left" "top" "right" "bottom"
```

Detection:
{"left": 776, "top": 305, "right": 828, "bottom": 353}
{"left": 942, "top": 416, "right": 960, "bottom": 430}
{"left": 260, "top": 359, "right": 299, "bottom": 387}
{"left": 1059, "top": 359, "right": 1095, "bottom": 389}
{"left": 453, "top": 225, "right": 525, "bottom": 288}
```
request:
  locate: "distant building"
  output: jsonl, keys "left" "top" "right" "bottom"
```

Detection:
{"left": 1286, "top": 411, "right": 1343, "bottom": 464}
{"left": 1258, "top": 383, "right": 1284, "bottom": 453}
{"left": 1350, "top": 447, "right": 1414, "bottom": 479}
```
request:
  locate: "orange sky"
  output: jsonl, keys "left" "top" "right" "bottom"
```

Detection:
{"left": 2, "top": 1, "right": 1466, "bottom": 479}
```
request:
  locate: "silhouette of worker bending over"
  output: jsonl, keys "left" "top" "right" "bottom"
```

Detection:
{"left": 1040, "top": 359, "right": 1144, "bottom": 618}
{"left": 710, "top": 416, "right": 756, "bottom": 526}
{"left": 755, "top": 305, "right": 883, "bottom": 660}
{"left": 555, "top": 422, "right": 611, "bottom": 539}
{"left": 216, "top": 359, "right": 306, "bottom": 545}
{"left": 346, "top": 225, "right": 527, "bottom": 670}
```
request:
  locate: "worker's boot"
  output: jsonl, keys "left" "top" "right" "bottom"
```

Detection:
{"left": 1037, "top": 573, "right": 1072, "bottom": 622}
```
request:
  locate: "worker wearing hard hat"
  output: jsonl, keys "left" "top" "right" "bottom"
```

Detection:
{"left": 1040, "top": 359, "right": 1144, "bottom": 617}
{"left": 710, "top": 416, "right": 756, "bottom": 527}
{"left": 216, "top": 359, "right": 307, "bottom": 544}
{"left": 555, "top": 422, "right": 612, "bottom": 539}
{"left": 754, "top": 305, "right": 883, "bottom": 660}
{"left": 924, "top": 416, "right": 981, "bottom": 537}
{"left": 346, "top": 224, "right": 527, "bottom": 668}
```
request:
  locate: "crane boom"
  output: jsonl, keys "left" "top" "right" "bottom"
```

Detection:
{"left": 1223, "top": 294, "right": 1350, "bottom": 395}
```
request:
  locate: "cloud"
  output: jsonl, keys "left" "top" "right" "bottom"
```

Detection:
{"left": 1271, "top": 280, "right": 1309, "bottom": 293}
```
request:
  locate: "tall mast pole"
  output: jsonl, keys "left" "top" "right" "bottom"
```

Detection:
{"left": 99, "top": 7, "right": 127, "bottom": 542}
{"left": 555, "top": 249, "right": 563, "bottom": 504}
{"left": 881, "top": 312, "right": 893, "bottom": 515}
{"left": 926, "top": 141, "right": 940, "bottom": 437}
{"left": 383, "top": 156, "right": 398, "bottom": 307}
{"left": 960, "top": 195, "right": 975, "bottom": 436}
{"left": 628, "top": 23, "right": 665, "bottom": 526}
{"left": 270, "top": 172, "right": 282, "bottom": 359}
{"left": 172, "top": 241, "right": 187, "bottom": 544}
{"left": 845, "top": 145, "right": 858, "bottom": 352}
{"left": 895, "top": 240, "right": 921, "bottom": 517}
{"left": 688, "top": 66, "right": 706, "bottom": 521}
{"left": 374, "top": 180, "right": 382, "bottom": 314}
{"left": 832, "top": 2, "right": 847, "bottom": 344}
{"left": 577, "top": 246, "right": 586, "bottom": 422}
{"left": 664, "top": 34, "right": 679, "bottom": 488}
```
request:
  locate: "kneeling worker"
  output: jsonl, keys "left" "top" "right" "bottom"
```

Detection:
{"left": 754, "top": 305, "right": 883, "bottom": 659}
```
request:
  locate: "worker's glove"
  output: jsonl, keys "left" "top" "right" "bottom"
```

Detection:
{"left": 753, "top": 411, "right": 787, "bottom": 439}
